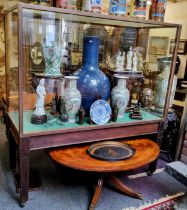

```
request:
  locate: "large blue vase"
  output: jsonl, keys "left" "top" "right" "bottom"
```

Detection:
{"left": 77, "top": 36, "right": 110, "bottom": 115}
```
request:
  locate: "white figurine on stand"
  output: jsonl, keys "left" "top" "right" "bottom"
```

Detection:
{"left": 137, "top": 51, "right": 144, "bottom": 71}
{"left": 31, "top": 78, "right": 47, "bottom": 124}
{"left": 115, "top": 51, "right": 125, "bottom": 72}
{"left": 132, "top": 52, "right": 138, "bottom": 72}
{"left": 126, "top": 47, "right": 133, "bottom": 70}
{"left": 34, "top": 78, "right": 46, "bottom": 116}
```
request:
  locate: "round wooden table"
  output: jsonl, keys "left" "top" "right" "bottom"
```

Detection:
{"left": 49, "top": 138, "right": 160, "bottom": 210}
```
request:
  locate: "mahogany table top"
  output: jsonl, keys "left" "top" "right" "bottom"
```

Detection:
{"left": 48, "top": 138, "right": 160, "bottom": 172}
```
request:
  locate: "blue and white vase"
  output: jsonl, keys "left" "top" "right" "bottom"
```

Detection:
{"left": 111, "top": 75, "right": 129, "bottom": 119}
{"left": 77, "top": 36, "right": 110, "bottom": 115}
{"left": 43, "top": 42, "right": 64, "bottom": 76}
{"left": 64, "top": 76, "right": 81, "bottom": 123}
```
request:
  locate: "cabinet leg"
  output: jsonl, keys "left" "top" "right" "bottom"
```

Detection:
{"left": 89, "top": 176, "right": 104, "bottom": 210}
{"left": 8, "top": 130, "right": 17, "bottom": 170}
{"left": 19, "top": 138, "right": 30, "bottom": 206}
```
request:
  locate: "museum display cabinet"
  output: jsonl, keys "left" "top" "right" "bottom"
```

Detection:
{"left": 4, "top": 2, "right": 181, "bottom": 206}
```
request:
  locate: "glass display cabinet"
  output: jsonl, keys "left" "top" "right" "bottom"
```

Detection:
{"left": 5, "top": 2, "right": 181, "bottom": 206}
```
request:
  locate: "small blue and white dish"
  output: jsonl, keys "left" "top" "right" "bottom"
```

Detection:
{"left": 90, "top": 100, "right": 111, "bottom": 125}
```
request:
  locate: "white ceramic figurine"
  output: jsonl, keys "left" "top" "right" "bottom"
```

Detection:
{"left": 34, "top": 78, "right": 46, "bottom": 116}
{"left": 126, "top": 47, "right": 133, "bottom": 70}
{"left": 115, "top": 51, "right": 125, "bottom": 72}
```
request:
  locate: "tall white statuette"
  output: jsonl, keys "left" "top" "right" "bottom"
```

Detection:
{"left": 126, "top": 47, "right": 133, "bottom": 71}
{"left": 34, "top": 78, "right": 46, "bottom": 116}
{"left": 137, "top": 51, "right": 144, "bottom": 71}
{"left": 31, "top": 78, "right": 47, "bottom": 124}
{"left": 132, "top": 52, "right": 138, "bottom": 72}
{"left": 115, "top": 51, "right": 125, "bottom": 72}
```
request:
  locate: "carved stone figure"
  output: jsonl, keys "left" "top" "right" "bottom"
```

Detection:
{"left": 132, "top": 52, "right": 138, "bottom": 72}
{"left": 126, "top": 47, "right": 133, "bottom": 70}
{"left": 115, "top": 51, "right": 125, "bottom": 72}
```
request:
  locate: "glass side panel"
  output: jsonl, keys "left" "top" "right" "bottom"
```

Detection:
{"left": 18, "top": 8, "right": 178, "bottom": 134}
{"left": 144, "top": 27, "right": 177, "bottom": 118}
{"left": 5, "top": 10, "right": 19, "bottom": 127}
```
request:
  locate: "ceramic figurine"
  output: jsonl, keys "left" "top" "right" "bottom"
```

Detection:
{"left": 132, "top": 52, "right": 138, "bottom": 72}
{"left": 137, "top": 51, "right": 144, "bottom": 71}
{"left": 111, "top": 105, "right": 119, "bottom": 122}
{"left": 64, "top": 76, "right": 81, "bottom": 123}
{"left": 31, "top": 78, "right": 47, "bottom": 124}
{"left": 115, "top": 51, "right": 125, "bottom": 72}
{"left": 50, "top": 97, "right": 60, "bottom": 115}
{"left": 78, "top": 106, "right": 86, "bottom": 125}
{"left": 34, "top": 78, "right": 46, "bottom": 116}
{"left": 126, "top": 47, "right": 133, "bottom": 70}
{"left": 111, "top": 75, "right": 130, "bottom": 119}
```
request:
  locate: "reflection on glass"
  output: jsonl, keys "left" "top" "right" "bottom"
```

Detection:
{"left": 30, "top": 42, "right": 43, "bottom": 65}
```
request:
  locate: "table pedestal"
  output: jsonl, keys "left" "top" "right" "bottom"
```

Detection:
{"left": 89, "top": 174, "right": 142, "bottom": 210}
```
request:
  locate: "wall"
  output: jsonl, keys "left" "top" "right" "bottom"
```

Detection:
{"left": 164, "top": 1, "right": 187, "bottom": 78}
{"left": 0, "top": 14, "right": 5, "bottom": 97}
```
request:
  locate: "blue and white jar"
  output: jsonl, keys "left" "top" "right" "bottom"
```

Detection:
{"left": 109, "top": 0, "right": 127, "bottom": 16}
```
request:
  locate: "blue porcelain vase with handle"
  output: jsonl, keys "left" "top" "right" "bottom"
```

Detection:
{"left": 77, "top": 36, "right": 110, "bottom": 115}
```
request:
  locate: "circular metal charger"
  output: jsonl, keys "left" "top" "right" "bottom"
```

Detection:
{"left": 87, "top": 141, "right": 135, "bottom": 161}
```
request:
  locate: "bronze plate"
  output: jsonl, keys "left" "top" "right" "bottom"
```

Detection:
{"left": 87, "top": 141, "right": 135, "bottom": 161}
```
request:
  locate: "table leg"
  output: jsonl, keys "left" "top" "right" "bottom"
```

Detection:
{"left": 89, "top": 176, "right": 104, "bottom": 210}
{"left": 19, "top": 137, "right": 30, "bottom": 207}
{"left": 109, "top": 175, "right": 143, "bottom": 199}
